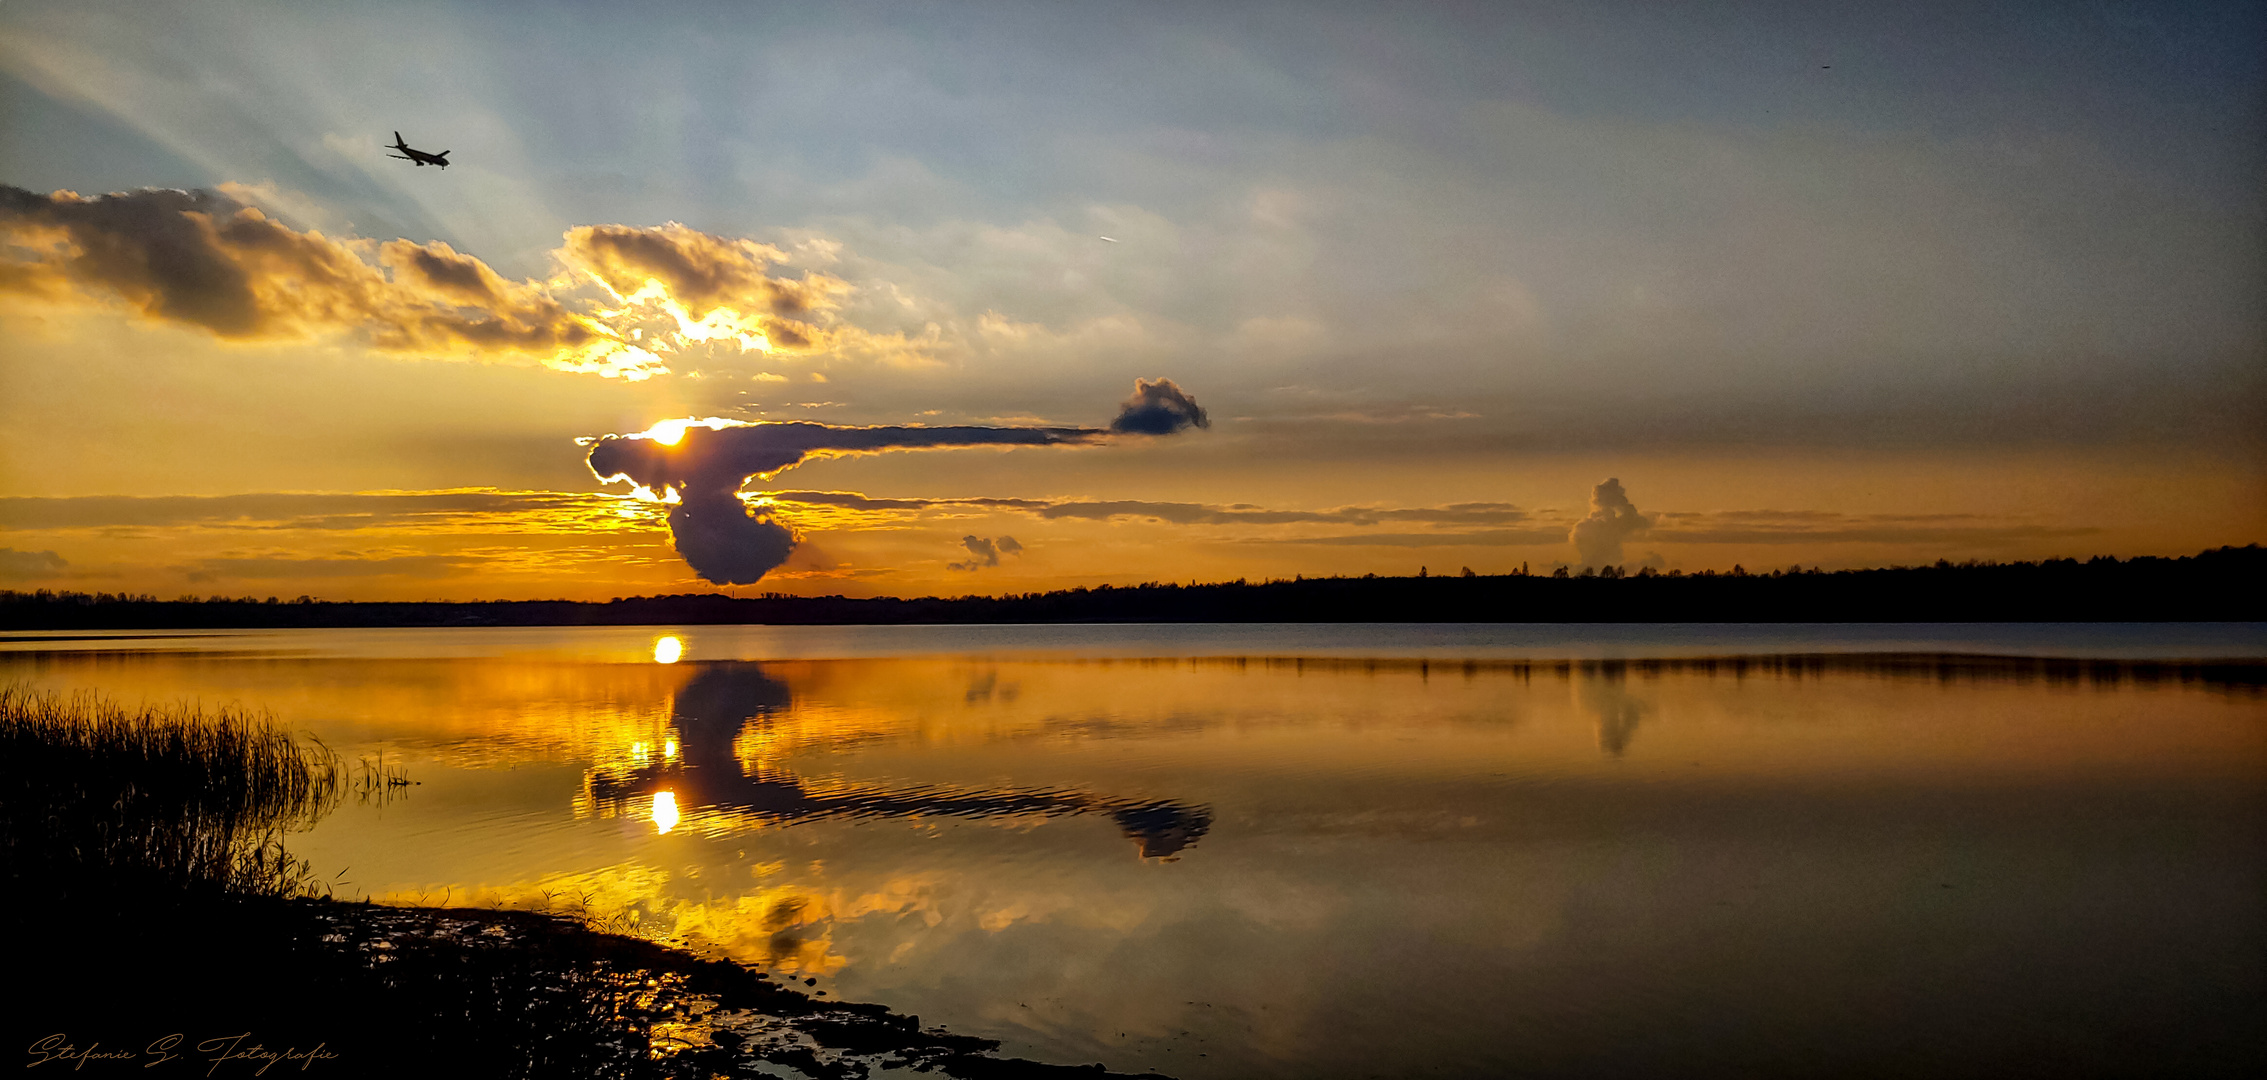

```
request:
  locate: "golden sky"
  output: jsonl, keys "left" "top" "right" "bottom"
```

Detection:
{"left": 2, "top": 1, "right": 2261, "bottom": 600}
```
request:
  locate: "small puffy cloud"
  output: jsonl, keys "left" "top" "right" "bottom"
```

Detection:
{"left": 0, "top": 548, "right": 69, "bottom": 581}
{"left": 1110, "top": 377, "right": 1210, "bottom": 434}
{"left": 947, "top": 534, "right": 1023, "bottom": 571}
{"left": 1570, "top": 478, "right": 1655, "bottom": 569}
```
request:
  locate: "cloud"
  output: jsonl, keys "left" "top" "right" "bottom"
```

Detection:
{"left": 762, "top": 491, "right": 1530, "bottom": 528}
{"left": 0, "top": 548, "right": 69, "bottom": 581}
{"left": 1569, "top": 478, "right": 1654, "bottom": 569}
{"left": 1110, "top": 377, "right": 1211, "bottom": 434}
{"left": 584, "top": 381, "right": 1207, "bottom": 585}
{"left": 0, "top": 186, "right": 638, "bottom": 368}
{"left": 0, "top": 490, "right": 649, "bottom": 534}
{"left": 1646, "top": 518, "right": 2101, "bottom": 545}
{"left": 654, "top": 500, "right": 801, "bottom": 587}
{"left": 1270, "top": 529, "right": 1569, "bottom": 547}
{"left": 947, "top": 534, "right": 1023, "bottom": 571}
{"left": 563, "top": 224, "right": 836, "bottom": 319}
{"left": 0, "top": 186, "right": 880, "bottom": 380}
{"left": 178, "top": 554, "right": 475, "bottom": 582}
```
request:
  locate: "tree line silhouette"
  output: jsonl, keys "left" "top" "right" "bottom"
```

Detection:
{"left": 3, "top": 545, "right": 2258, "bottom": 629}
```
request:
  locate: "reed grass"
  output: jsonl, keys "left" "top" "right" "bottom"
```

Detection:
{"left": 0, "top": 685, "right": 340, "bottom": 900}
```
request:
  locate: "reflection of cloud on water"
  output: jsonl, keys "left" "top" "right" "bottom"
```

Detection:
{"left": 425, "top": 862, "right": 948, "bottom": 976}
{"left": 582, "top": 663, "right": 1213, "bottom": 859}
{"left": 963, "top": 668, "right": 1020, "bottom": 704}
{"left": 1573, "top": 661, "right": 1653, "bottom": 756}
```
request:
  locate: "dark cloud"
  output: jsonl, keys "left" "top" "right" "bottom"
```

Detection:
{"left": 585, "top": 381, "right": 1205, "bottom": 585}
{"left": 764, "top": 491, "right": 1528, "bottom": 527}
{"left": 947, "top": 535, "right": 1023, "bottom": 571}
{"left": 1570, "top": 478, "right": 1653, "bottom": 569}
{"left": 0, "top": 185, "right": 607, "bottom": 360}
{"left": 662, "top": 497, "right": 800, "bottom": 586}
{"left": 585, "top": 420, "right": 1091, "bottom": 586}
{"left": 384, "top": 240, "right": 509, "bottom": 306}
{"left": 2, "top": 185, "right": 283, "bottom": 335}
{"left": 586, "top": 421, "right": 1109, "bottom": 496}
{"left": 0, "top": 187, "right": 872, "bottom": 379}
{"left": 1110, "top": 377, "right": 1210, "bottom": 435}
{"left": 0, "top": 548, "right": 69, "bottom": 580}
{"left": 560, "top": 223, "right": 832, "bottom": 318}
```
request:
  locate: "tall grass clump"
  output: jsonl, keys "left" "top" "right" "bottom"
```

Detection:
{"left": 0, "top": 686, "right": 340, "bottom": 903}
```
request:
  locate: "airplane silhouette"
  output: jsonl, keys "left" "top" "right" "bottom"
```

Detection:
{"left": 386, "top": 131, "right": 450, "bottom": 168}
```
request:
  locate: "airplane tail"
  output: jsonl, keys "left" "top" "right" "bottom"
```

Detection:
{"left": 392, "top": 130, "right": 404, "bottom": 146}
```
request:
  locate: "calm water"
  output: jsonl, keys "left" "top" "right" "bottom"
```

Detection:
{"left": 5, "top": 624, "right": 2263, "bottom": 1078}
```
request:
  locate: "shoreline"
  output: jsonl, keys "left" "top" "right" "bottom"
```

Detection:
{"left": 9, "top": 892, "right": 1170, "bottom": 1079}
{"left": 4, "top": 545, "right": 2260, "bottom": 628}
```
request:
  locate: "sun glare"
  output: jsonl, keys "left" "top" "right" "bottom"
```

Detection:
{"left": 651, "top": 791, "right": 680, "bottom": 834}
{"left": 634, "top": 417, "right": 743, "bottom": 446}
{"left": 653, "top": 636, "right": 683, "bottom": 664}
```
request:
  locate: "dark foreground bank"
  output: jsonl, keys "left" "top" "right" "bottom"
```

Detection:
{"left": 3, "top": 545, "right": 2261, "bottom": 629}
{"left": 10, "top": 895, "right": 1165, "bottom": 1080}
{"left": 0, "top": 689, "right": 1164, "bottom": 1079}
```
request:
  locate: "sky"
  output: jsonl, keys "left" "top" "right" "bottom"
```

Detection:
{"left": 1, "top": 0, "right": 2261, "bottom": 600}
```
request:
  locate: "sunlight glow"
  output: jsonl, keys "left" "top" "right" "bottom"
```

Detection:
{"left": 653, "top": 636, "right": 683, "bottom": 664}
{"left": 635, "top": 417, "right": 745, "bottom": 446}
{"left": 592, "top": 277, "right": 779, "bottom": 355}
{"left": 652, "top": 791, "right": 680, "bottom": 834}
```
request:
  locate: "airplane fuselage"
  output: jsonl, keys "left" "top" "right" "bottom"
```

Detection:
{"left": 387, "top": 132, "right": 450, "bottom": 168}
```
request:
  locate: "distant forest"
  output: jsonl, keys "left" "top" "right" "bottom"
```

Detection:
{"left": 3, "top": 546, "right": 2259, "bottom": 629}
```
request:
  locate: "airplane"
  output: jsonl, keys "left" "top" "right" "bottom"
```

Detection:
{"left": 386, "top": 131, "right": 450, "bottom": 168}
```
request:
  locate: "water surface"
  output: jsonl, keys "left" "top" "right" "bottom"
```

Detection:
{"left": 5, "top": 624, "right": 2261, "bottom": 1077}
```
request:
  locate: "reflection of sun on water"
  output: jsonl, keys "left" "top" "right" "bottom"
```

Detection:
{"left": 652, "top": 791, "right": 680, "bottom": 834}
{"left": 653, "top": 636, "right": 683, "bottom": 664}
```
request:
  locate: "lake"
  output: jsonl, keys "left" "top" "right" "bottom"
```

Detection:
{"left": 4, "top": 623, "right": 2262, "bottom": 1078}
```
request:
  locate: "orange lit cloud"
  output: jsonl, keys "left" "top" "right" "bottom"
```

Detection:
{"left": 561, "top": 223, "right": 847, "bottom": 353}
{"left": 0, "top": 185, "right": 874, "bottom": 379}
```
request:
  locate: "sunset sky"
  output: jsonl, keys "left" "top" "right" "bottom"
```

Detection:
{"left": 2, "top": 0, "right": 2261, "bottom": 600}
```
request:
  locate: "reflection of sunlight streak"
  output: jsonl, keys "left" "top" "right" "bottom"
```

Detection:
{"left": 456, "top": 864, "right": 930, "bottom": 976}
{"left": 652, "top": 791, "right": 680, "bottom": 834}
{"left": 654, "top": 636, "right": 683, "bottom": 664}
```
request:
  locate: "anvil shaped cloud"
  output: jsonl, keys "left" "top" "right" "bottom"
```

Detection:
{"left": 584, "top": 379, "right": 1207, "bottom": 585}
